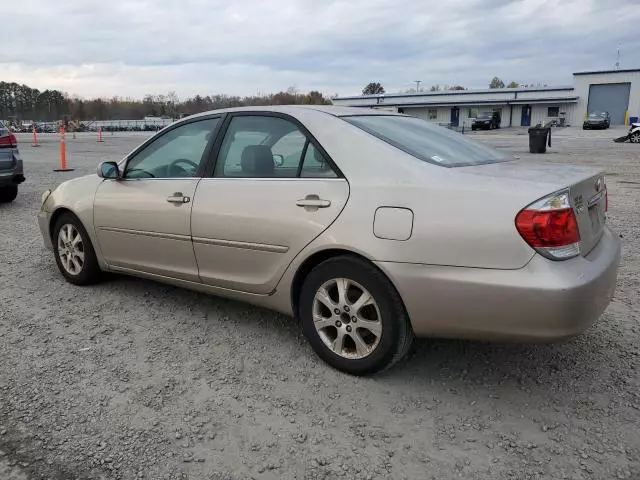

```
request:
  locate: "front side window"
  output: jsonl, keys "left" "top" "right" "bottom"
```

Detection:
{"left": 124, "top": 118, "right": 219, "bottom": 179}
{"left": 215, "top": 115, "right": 337, "bottom": 178}
{"left": 343, "top": 115, "right": 510, "bottom": 168}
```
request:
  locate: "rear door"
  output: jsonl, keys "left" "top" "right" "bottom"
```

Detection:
{"left": 191, "top": 113, "right": 349, "bottom": 294}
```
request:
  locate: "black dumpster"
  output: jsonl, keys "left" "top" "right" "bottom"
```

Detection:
{"left": 528, "top": 127, "right": 551, "bottom": 153}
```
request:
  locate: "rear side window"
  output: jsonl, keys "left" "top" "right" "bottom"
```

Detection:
{"left": 343, "top": 115, "right": 510, "bottom": 167}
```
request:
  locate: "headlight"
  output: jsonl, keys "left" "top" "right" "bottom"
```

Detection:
{"left": 41, "top": 189, "right": 52, "bottom": 206}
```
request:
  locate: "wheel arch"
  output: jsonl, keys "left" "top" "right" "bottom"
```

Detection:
{"left": 49, "top": 207, "right": 79, "bottom": 241}
{"left": 289, "top": 248, "right": 406, "bottom": 320}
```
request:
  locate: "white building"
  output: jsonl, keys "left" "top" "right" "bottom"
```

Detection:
{"left": 332, "top": 68, "right": 640, "bottom": 128}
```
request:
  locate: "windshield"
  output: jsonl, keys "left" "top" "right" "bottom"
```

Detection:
{"left": 477, "top": 115, "right": 492, "bottom": 120}
{"left": 343, "top": 115, "right": 511, "bottom": 167}
{"left": 589, "top": 113, "right": 603, "bottom": 119}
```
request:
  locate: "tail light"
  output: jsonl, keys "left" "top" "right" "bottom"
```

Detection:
{"left": 0, "top": 132, "right": 17, "bottom": 148}
{"left": 515, "top": 189, "right": 580, "bottom": 260}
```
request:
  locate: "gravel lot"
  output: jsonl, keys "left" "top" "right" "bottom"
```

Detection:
{"left": 1, "top": 126, "right": 639, "bottom": 480}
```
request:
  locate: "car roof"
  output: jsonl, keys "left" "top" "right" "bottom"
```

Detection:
{"left": 187, "top": 104, "right": 401, "bottom": 120}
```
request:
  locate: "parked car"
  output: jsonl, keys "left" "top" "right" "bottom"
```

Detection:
{"left": 583, "top": 112, "right": 610, "bottom": 129}
{"left": 614, "top": 122, "right": 640, "bottom": 143}
{"left": 0, "top": 121, "right": 25, "bottom": 203}
{"left": 38, "top": 106, "right": 621, "bottom": 375}
{"left": 471, "top": 111, "right": 501, "bottom": 130}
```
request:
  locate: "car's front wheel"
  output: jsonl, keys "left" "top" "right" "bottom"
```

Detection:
{"left": 53, "top": 213, "right": 102, "bottom": 285}
{"left": 0, "top": 185, "right": 18, "bottom": 203}
{"left": 299, "top": 256, "right": 414, "bottom": 375}
{"left": 630, "top": 131, "right": 640, "bottom": 143}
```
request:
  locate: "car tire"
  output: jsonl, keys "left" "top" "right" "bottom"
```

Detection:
{"left": 0, "top": 185, "right": 18, "bottom": 203}
{"left": 52, "top": 213, "right": 102, "bottom": 285}
{"left": 299, "top": 255, "right": 414, "bottom": 376}
{"left": 630, "top": 132, "right": 640, "bottom": 143}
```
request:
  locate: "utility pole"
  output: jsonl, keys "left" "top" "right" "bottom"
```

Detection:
{"left": 615, "top": 43, "right": 621, "bottom": 70}
{"left": 414, "top": 80, "right": 422, "bottom": 92}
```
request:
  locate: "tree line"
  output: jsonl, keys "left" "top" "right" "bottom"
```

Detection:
{"left": 0, "top": 82, "right": 332, "bottom": 122}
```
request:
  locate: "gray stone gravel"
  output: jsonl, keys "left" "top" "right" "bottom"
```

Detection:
{"left": 0, "top": 128, "right": 639, "bottom": 479}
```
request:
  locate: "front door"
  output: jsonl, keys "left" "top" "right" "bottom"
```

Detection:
{"left": 191, "top": 114, "right": 350, "bottom": 294}
{"left": 521, "top": 105, "right": 531, "bottom": 126}
{"left": 450, "top": 107, "right": 460, "bottom": 126}
{"left": 93, "top": 117, "right": 220, "bottom": 281}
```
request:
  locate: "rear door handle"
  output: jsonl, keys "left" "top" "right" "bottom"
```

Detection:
{"left": 167, "top": 192, "right": 190, "bottom": 204}
{"left": 296, "top": 195, "right": 331, "bottom": 209}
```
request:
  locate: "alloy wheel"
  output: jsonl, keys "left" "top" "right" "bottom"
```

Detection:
{"left": 57, "top": 224, "right": 85, "bottom": 275}
{"left": 312, "top": 278, "right": 382, "bottom": 359}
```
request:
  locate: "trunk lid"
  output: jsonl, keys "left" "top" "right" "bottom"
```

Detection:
{"left": 458, "top": 160, "right": 606, "bottom": 257}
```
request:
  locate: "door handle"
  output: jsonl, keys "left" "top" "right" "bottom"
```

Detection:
{"left": 296, "top": 195, "right": 331, "bottom": 209}
{"left": 167, "top": 192, "right": 190, "bottom": 204}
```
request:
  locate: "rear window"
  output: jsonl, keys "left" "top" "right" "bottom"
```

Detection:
{"left": 343, "top": 115, "right": 510, "bottom": 167}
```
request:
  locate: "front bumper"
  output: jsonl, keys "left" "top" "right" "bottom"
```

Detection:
{"left": 38, "top": 209, "right": 54, "bottom": 251}
{"left": 376, "top": 226, "right": 621, "bottom": 341}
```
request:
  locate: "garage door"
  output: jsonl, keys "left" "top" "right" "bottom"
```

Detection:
{"left": 587, "top": 83, "right": 631, "bottom": 125}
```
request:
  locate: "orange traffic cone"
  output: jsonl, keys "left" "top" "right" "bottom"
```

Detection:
{"left": 31, "top": 126, "right": 40, "bottom": 147}
{"left": 54, "top": 127, "right": 74, "bottom": 172}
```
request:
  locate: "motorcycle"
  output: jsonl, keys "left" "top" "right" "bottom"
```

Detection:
{"left": 614, "top": 122, "right": 640, "bottom": 143}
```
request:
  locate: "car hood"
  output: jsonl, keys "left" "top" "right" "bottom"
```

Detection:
{"left": 586, "top": 118, "right": 604, "bottom": 122}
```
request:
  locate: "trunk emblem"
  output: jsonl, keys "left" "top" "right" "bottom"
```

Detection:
{"left": 595, "top": 177, "right": 604, "bottom": 192}
{"left": 574, "top": 194, "right": 585, "bottom": 214}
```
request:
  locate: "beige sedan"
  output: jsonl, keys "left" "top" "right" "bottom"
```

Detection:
{"left": 38, "top": 106, "right": 621, "bottom": 375}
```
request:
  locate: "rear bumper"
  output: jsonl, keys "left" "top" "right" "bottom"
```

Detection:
{"left": 0, "top": 157, "right": 24, "bottom": 186}
{"left": 376, "top": 226, "right": 621, "bottom": 341}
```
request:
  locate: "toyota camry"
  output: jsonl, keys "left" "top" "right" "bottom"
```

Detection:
{"left": 38, "top": 106, "right": 621, "bottom": 375}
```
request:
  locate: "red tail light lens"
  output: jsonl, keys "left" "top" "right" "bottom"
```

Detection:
{"left": 515, "top": 190, "right": 581, "bottom": 260}
{"left": 516, "top": 208, "right": 580, "bottom": 247}
{"left": 0, "top": 132, "right": 17, "bottom": 148}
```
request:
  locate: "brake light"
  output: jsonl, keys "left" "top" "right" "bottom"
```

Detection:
{"left": 515, "top": 190, "right": 581, "bottom": 260}
{"left": 0, "top": 132, "right": 17, "bottom": 148}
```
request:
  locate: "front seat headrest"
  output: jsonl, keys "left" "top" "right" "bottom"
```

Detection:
{"left": 241, "top": 145, "right": 274, "bottom": 177}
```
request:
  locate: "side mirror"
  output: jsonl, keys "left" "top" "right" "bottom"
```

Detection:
{"left": 97, "top": 161, "right": 120, "bottom": 179}
{"left": 272, "top": 154, "right": 284, "bottom": 167}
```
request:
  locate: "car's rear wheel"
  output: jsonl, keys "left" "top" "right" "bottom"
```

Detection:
{"left": 299, "top": 256, "right": 414, "bottom": 375}
{"left": 53, "top": 213, "right": 102, "bottom": 285}
{"left": 0, "top": 185, "right": 18, "bottom": 203}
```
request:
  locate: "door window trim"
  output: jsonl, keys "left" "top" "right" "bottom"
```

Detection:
{"left": 201, "top": 111, "right": 344, "bottom": 179}
{"left": 118, "top": 114, "right": 226, "bottom": 180}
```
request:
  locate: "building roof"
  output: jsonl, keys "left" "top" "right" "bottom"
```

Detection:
{"left": 573, "top": 68, "right": 640, "bottom": 76}
{"left": 333, "top": 85, "right": 574, "bottom": 101}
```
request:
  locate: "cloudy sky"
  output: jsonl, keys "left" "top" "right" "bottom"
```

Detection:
{"left": 3, "top": 0, "right": 640, "bottom": 99}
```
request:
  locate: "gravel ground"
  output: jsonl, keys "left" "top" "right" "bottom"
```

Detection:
{"left": 0, "top": 127, "right": 639, "bottom": 480}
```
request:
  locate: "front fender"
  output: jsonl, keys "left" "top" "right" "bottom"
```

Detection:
{"left": 40, "top": 175, "right": 108, "bottom": 269}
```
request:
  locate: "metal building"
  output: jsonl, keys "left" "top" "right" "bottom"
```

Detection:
{"left": 332, "top": 68, "right": 640, "bottom": 127}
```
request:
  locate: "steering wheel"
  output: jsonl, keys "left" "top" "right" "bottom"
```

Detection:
{"left": 167, "top": 158, "right": 200, "bottom": 177}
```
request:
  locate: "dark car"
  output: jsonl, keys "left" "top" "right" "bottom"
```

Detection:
{"left": 583, "top": 112, "right": 610, "bottom": 130}
{"left": 0, "top": 121, "right": 25, "bottom": 203}
{"left": 472, "top": 111, "right": 501, "bottom": 130}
